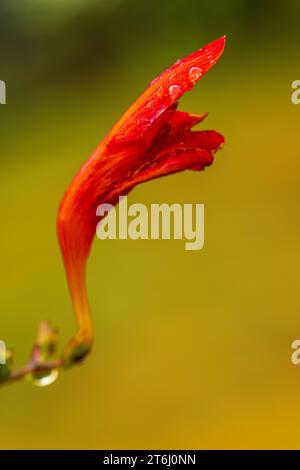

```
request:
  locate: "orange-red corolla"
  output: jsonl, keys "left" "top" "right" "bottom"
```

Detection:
{"left": 57, "top": 37, "right": 226, "bottom": 365}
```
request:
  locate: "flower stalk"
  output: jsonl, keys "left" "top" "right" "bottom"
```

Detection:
{"left": 1, "top": 36, "right": 226, "bottom": 386}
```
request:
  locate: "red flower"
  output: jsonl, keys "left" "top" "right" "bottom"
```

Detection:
{"left": 57, "top": 37, "right": 226, "bottom": 364}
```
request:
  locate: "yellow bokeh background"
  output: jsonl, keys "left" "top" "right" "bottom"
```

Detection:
{"left": 0, "top": 0, "right": 300, "bottom": 449}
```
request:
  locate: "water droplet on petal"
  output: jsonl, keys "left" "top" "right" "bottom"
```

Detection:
{"left": 168, "top": 85, "right": 182, "bottom": 102}
{"left": 138, "top": 117, "right": 151, "bottom": 126}
{"left": 189, "top": 67, "right": 203, "bottom": 84}
{"left": 156, "top": 85, "right": 165, "bottom": 99}
{"left": 29, "top": 369, "right": 59, "bottom": 387}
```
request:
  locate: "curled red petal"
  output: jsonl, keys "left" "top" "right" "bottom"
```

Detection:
{"left": 165, "top": 130, "right": 225, "bottom": 153}
{"left": 106, "top": 36, "right": 225, "bottom": 147}
{"left": 57, "top": 36, "right": 226, "bottom": 361}
{"left": 169, "top": 110, "right": 208, "bottom": 134}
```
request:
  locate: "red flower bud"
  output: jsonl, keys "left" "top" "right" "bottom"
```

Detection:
{"left": 57, "top": 37, "right": 226, "bottom": 364}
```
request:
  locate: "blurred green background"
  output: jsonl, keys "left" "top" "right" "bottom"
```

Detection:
{"left": 1, "top": 0, "right": 300, "bottom": 449}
